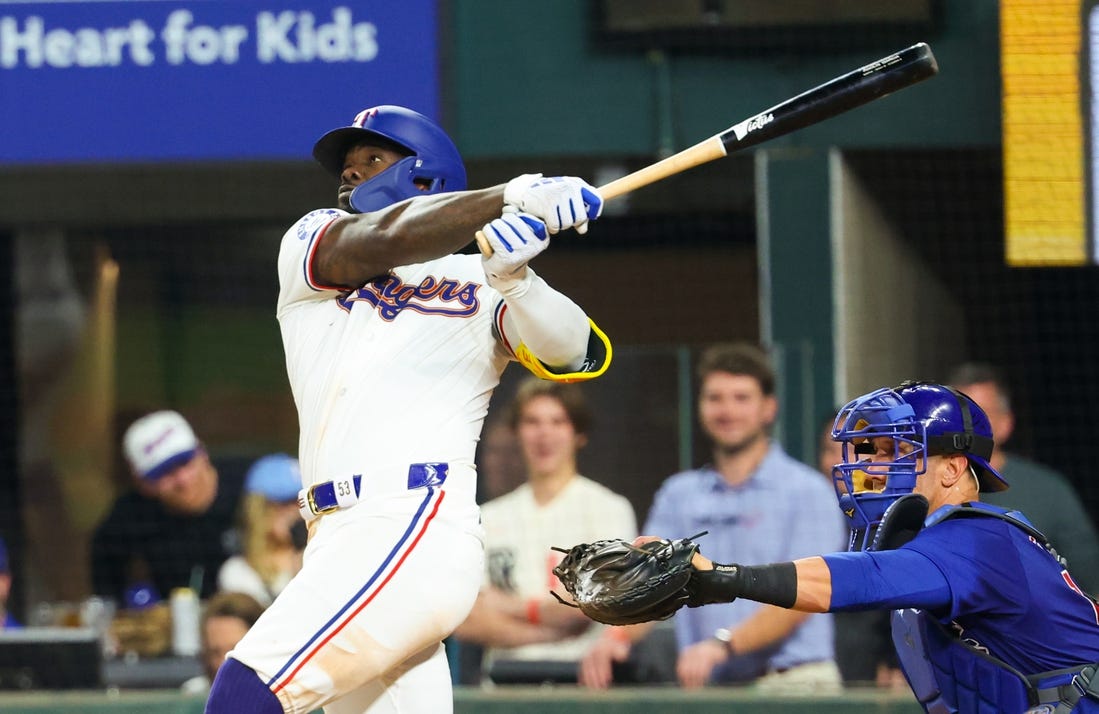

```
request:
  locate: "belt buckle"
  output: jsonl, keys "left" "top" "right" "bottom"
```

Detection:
{"left": 307, "top": 484, "right": 340, "bottom": 516}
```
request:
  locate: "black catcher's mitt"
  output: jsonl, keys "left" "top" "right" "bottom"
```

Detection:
{"left": 551, "top": 536, "right": 702, "bottom": 626}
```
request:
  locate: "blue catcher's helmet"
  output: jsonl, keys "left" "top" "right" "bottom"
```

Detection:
{"left": 312, "top": 105, "right": 467, "bottom": 213}
{"left": 830, "top": 381, "right": 1008, "bottom": 551}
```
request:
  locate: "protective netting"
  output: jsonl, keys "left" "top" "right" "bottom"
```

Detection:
{"left": 2, "top": 0, "right": 1097, "bottom": 696}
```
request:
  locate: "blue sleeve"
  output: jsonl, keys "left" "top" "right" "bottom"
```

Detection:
{"left": 823, "top": 548, "right": 953, "bottom": 612}
{"left": 901, "top": 517, "right": 1028, "bottom": 620}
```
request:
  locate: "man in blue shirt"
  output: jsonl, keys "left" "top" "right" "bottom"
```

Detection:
{"left": 661, "top": 381, "right": 1099, "bottom": 712}
{"left": 0, "top": 536, "right": 21, "bottom": 629}
{"left": 580, "top": 343, "right": 846, "bottom": 690}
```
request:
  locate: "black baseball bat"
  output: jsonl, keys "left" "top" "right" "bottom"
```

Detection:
{"left": 477, "top": 42, "right": 938, "bottom": 255}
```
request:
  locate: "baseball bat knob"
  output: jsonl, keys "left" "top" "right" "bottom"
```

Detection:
{"left": 475, "top": 230, "right": 494, "bottom": 257}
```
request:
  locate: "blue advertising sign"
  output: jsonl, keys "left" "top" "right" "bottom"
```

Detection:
{"left": 0, "top": 1, "right": 439, "bottom": 164}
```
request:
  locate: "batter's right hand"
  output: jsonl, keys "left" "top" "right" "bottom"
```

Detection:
{"left": 481, "top": 210, "right": 550, "bottom": 288}
{"left": 504, "top": 173, "right": 603, "bottom": 235}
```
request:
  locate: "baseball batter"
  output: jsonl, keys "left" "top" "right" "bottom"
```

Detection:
{"left": 205, "top": 105, "right": 610, "bottom": 714}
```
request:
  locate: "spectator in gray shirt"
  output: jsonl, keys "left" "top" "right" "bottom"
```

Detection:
{"left": 948, "top": 362, "right": 1099, "bottom": 594}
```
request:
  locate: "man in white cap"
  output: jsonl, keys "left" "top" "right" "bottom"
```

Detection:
{"left": 91, "top": 410, "right": 247, "bottom": 602}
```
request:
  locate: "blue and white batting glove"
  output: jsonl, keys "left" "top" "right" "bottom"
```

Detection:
{"left": 504, "top": 173, "right": 603, "bottom": 235}
{"left": 481, "top": 210, "right": 550, "bottom": 292}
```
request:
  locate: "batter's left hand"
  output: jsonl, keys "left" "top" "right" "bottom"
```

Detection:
{"left": 481, "top": 210, "right": 550, "bottom": 289}
{"left": 504, "top": 174, "right": 603, "bottom": 234}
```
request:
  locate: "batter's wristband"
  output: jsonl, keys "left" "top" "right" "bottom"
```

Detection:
{"left": 526, "top": 598, "right": 541, "bottom": 625}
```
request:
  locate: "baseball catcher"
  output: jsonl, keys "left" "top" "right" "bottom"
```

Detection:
{"left": 556, "top": 382, "right": 1099, "bottom": 713}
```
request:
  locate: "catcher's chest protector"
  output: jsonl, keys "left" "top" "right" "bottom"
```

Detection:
{"left": 889, "top": 507, "right": 1099, "bottom": 713}
{"left": 892, "top": 608, "right": 1099, "bottom": 713}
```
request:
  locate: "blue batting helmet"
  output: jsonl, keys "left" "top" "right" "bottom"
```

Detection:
{"left": 830, "top": 381, "right": 1008, "bottom": 550}
{"left": 312, "top": 105, "right": 467, "bottom": 213}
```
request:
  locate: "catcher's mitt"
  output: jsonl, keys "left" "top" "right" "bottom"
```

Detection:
{"left": 551, "top": 536, "right": 703, "bottom": 626}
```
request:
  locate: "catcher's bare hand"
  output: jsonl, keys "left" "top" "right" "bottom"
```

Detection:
{"left": 635, "top": 535, "right": 714, "bottom": 571}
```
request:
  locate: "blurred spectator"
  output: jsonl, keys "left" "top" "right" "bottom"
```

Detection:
{"left": 457, "top": 416, "right": 530, "bottom": 685}
{"left": 109, "top": 582, "right": 172, "bottom": 658}
{"left": 91, "top": 410, "right": 246, "bottom": 602}
{"left": 816, "top": 413, "right": 845, "bottom": 490}
{"left": 948, "top": 362, "right": 1099, "bottom": 593}
{"left": 581, "top": 343, "right": 846, "bottom": 691}
{"left": 476, "top": 417, "right": 526, "bottom": 502}
{"left": 816, "top": 413, "right": 902, "bottom": 689}
{"left": 0, "top": 537, "right": 20, "bottom": 629}
{"left": 180, "top": 591, "right": 266, "bottom": 696}
{"left": 217, "top": 454, "right": 306, "bottom": 607}
{"left": 453, "top": 378, "right": 637, "bottom": 683}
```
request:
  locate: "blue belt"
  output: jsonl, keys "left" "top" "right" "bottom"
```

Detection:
{"left": 298, "top": 462, "right": 449, "bottom": 521}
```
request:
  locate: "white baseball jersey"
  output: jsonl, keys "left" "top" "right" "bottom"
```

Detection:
{"left": 480, "top": 475, "right": 637, "bottom": 664}
{"left": 276, "top": 208, "right": 514, "bottom": 507}
{"left": 229, "top": 208, "right": 528, "bottom": 713}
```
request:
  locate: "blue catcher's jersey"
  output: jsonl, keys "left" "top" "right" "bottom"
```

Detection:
{"left": 903, "top": 509, "right": 1099, "bottom": 672}
{"left": 825, "top": 504, "right": 1099, "bottom": 673}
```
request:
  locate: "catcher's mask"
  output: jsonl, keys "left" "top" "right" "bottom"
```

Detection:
{"left": 831, "top": 381, "right": 1007, "bottom": 551}
{"left": 312, "top": 105, "right": 467, "bottom": 213}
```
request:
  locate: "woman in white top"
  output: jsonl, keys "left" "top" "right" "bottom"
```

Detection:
{"left": 217, "top": 454, "right": 304, "bottom": 607}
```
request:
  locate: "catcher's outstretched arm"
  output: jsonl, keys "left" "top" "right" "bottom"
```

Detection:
{"left": 790, "top": 557, "right": 834, "bottom": 612}
{"left": 691, "top": 551, "right": 833, "bottom": 613}
{"left": 555, "top": 535, "right": 835, "bottom": 627}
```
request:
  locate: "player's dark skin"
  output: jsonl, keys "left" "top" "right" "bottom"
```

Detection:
{"left": 313, "top": 140, "right": 507, "bottom": 289}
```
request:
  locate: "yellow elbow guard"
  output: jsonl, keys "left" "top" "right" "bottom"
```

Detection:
{"left": 514, "top": 320, "right": 613, "bottom": 383}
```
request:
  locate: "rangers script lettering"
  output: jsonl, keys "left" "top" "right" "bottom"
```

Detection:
{"left": 335, "top": 274, "right": 480, "bottom": 320}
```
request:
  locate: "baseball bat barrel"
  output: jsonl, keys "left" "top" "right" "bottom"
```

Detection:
{"left": 475, "top": 42, "right": 937, "bottom": 257}
{"left": 714, "top": 41, "right": 937, "bottom": 154}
